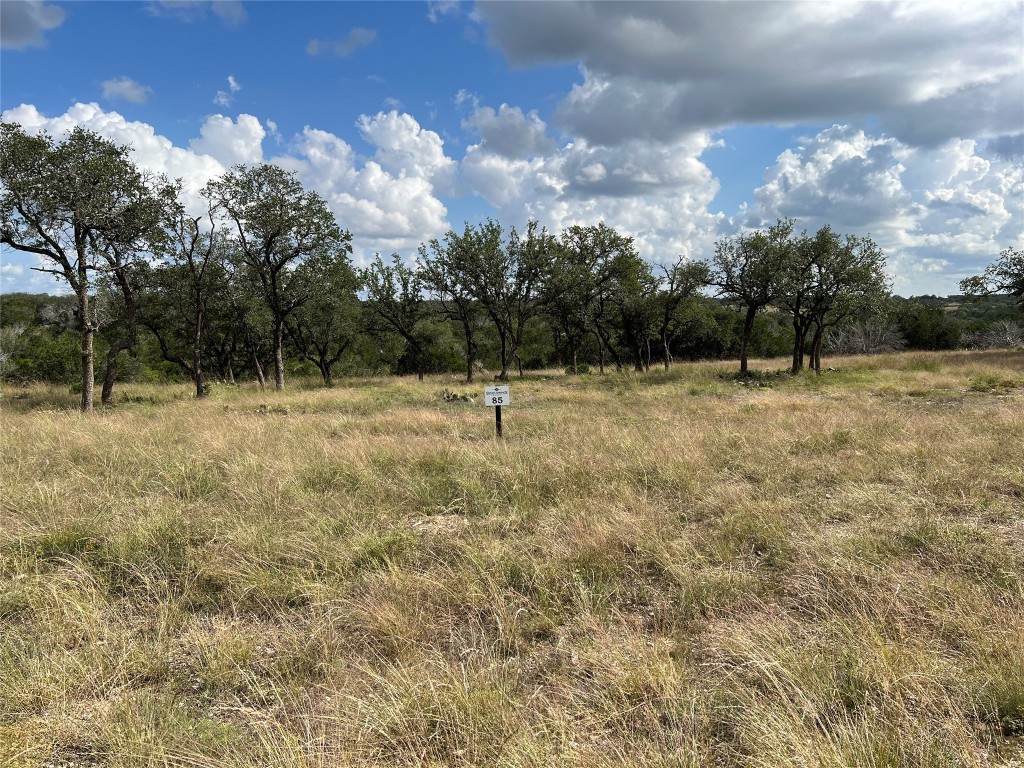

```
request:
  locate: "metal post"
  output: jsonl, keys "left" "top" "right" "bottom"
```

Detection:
{"left": 495, "top": 404, "right": 502, "bottom": 438}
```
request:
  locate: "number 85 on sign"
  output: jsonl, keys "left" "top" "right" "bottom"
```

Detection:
{"left": 484, "top": 386, "right": 510, "bottom": 406}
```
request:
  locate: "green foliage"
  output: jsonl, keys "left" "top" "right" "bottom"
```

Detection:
{"left": 11, "top": 330, "right": 83, "bottom": 383}
{"left": 960, "top": 246, "right": 1024, "bottom": 308}
{"left": 896, "top": 300, "right": 962, "bottom": 350}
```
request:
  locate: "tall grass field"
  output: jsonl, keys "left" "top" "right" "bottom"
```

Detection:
{"left": 1, "top": 350, "right": 1022, "bottom": 767}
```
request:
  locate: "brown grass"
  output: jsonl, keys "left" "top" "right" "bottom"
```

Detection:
{"left": 1, "top": 349, "right": 1022, "bottom": 766}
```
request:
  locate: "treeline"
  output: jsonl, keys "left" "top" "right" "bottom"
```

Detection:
{"left": 2, "top": 123, "right": 1020, "bottom": 410}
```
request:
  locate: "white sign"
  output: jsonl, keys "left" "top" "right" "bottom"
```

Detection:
{"left": 484, "top": 386, "right": 510, "bottom": 406}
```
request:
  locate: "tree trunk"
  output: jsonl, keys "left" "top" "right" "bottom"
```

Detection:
{"left": 252, "top": 350, "right": 267, "bottom": 389}
{"left": 811, "top": 325, "right": 824, "bottom": 374}
{"left": 78, "top": 287, "right": 94, "bottom": 412}
{"left": 791, "top": 318, "right": 806, "bottom": 374}
{"left": 497, "top": 331, "right": 509, "bottom": 381}
{"left": 739, "top": 305, "right": 757, "bottom": 375}
{"left": 101, "top": 273, "right": 140, "bottom": 406}
{"left": 193, "top": 310, "right": 206, "bottom": 398}
{"left": 464, "top": 327, "right": 475, "bottom": 383}
{"left": 662, "top": 328, "right": 671, "bottom": 371}
{"left": 273, "top": 321, "right": 285, "bottom": 390}
{"left": 101, "top": 339, "right": 130, "bottom": 406}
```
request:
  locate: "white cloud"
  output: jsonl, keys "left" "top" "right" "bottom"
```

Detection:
{"left": 2, "top": 102, "right": 225, "bottom": 212}
{"left": 213, "top": 75, "right": 240, "bottom": 108}
{"left": 748, "top": 125, "right": 1024, "bottom": 295}
{"left": 147, "top": 1, "right": 245, "bottom": 27}
{"left": 189, "top": 113, "right": 265, "bottom": 167}
{"left": 0, "top": 255, "right": 64, "bottom": 294}
{"left": 306, "top": 27, "right": 377, "bottom": 57}
{"left": 101, "top": 77, "right": 152, "bottom": 104}
{"left": 4, "top": 101, "right": 1018, "bottom": 297}
{"left": 274, "top": 111, "right": 456, "bottom": 254}
{"left": 427, "top": 0, "right": 460, "bottom": 24}
{"left": 460, "top": 120, "right": 724, "bottom": 262}
{"left": 478, "top": 1, "right": 1024, "bottom": 147}
{"left": 0, "top": 103, "right": 455, "bottom": 266}
{"left": 0, "top": 0, "right": 64, "bottom": 49}
{"left": 356, "top": 110, "right": 457, "bottom": 193}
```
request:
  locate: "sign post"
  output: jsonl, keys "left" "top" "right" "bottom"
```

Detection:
{"left": 483, "top": 385, "right": 510, "bottom": 438}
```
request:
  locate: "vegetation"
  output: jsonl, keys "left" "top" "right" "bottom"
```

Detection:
{"left": 1, "top": 349, "right": 1022, "bottom": 766}
{"left": 961, "top": 247, "right": 1024, "bottom": 309}
{"left": 4, "top": 124, "right": 1020, "bottom": 409}
{"left": 0, "top": 124, "right": 171, "bottom": 410}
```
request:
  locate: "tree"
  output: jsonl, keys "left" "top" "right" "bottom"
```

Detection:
{"left": 362, "top": 253, "right": 432, "bottom": 381}
{"left": 896, "top": 299, "right": 962, "bottom": 351}
{"left": 139, "top": 200, "right": 232, "bottom": 398}
{"left": 419, "top": 229, "right": 486, "bottom": 382}
{"left": 604, "top": 248, "right": 657, "bottom": 371}
{"left": 286, "top": 250, "right": 361, "bottom": 387}
{"left": 1, "top": 123, "right": 166, "bottom": 411}
{"left": 544, "top": 223, "right": 633, "bottom": 374}
{"left": 804, "top": 232, "right": 889, "bottom": 372}
{"left": 653, "top": 257, "right": 710, "bottom": 370}
{"left": 438, "top": 220, "right": 553, "bottom": 381}
{"left": 960, "top": 247, "right": 1024, "bottom": 309}
{"left": 204, "top": 164, "right": 352, "bottom": 390}
{"left": 95, "top": 179, "right": 177, "bottom": 405}
{"left": 710, "top": 220, "right": 792, "bottom": 374}
{"left": 773, "top": 221, "right": 815, "bottom": 373}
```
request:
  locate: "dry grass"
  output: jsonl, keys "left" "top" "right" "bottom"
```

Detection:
{"left": 1, "top": 349, "right": 1022, "bottom": 767}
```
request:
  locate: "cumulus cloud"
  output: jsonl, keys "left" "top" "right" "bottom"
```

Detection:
{"left": 748, "top": 125, "right": 1023, "bottom": 295}
{"left": 147, "top": 1, "right": 245, "bottom": 27}
{"left": 0, "top": 102, "right": 457, "bottom": 265}
{"left": 271, "top": 111, "right": 456, "bottom": 253}
{"left": 460, "top": 109, "right": 724, "bottom": 261}
{"left": 101, "top": 77, "right": 152, "bottom": 104}
{"left": 4, "top": 100, "right": 1017, "bottom": 297}
{"left": 189, "top": 113, "right": 264, "bottom": 166}
{"left": 477, "top": 1, "right": 1024, "bottom": 147}
{"left": 2, "top": 102, "right": 226, "bottom": 210}
{"left": 0, "top": 0, "right": 65, "bottom": 49}
{"left": 306, "top": 27, "right": 377, "bottom": 57}
{"left": 461, "top": 103, "right": 555, "bottom": 159}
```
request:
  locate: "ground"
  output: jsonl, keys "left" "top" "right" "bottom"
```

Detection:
{"left": 1, "top": 350, "right": 1022, "bottom": 767}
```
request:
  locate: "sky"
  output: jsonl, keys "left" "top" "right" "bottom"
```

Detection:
{"left": 1, "top": 0, "right": 1022, "bottom": 297}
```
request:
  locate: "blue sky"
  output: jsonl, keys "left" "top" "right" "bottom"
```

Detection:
{"left": 2, "top": 0, "right": 1022, "bottom": 296}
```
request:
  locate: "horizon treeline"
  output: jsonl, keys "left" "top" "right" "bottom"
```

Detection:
{"left": 2, "top": 123, "right": 1020, "bottom": 411}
